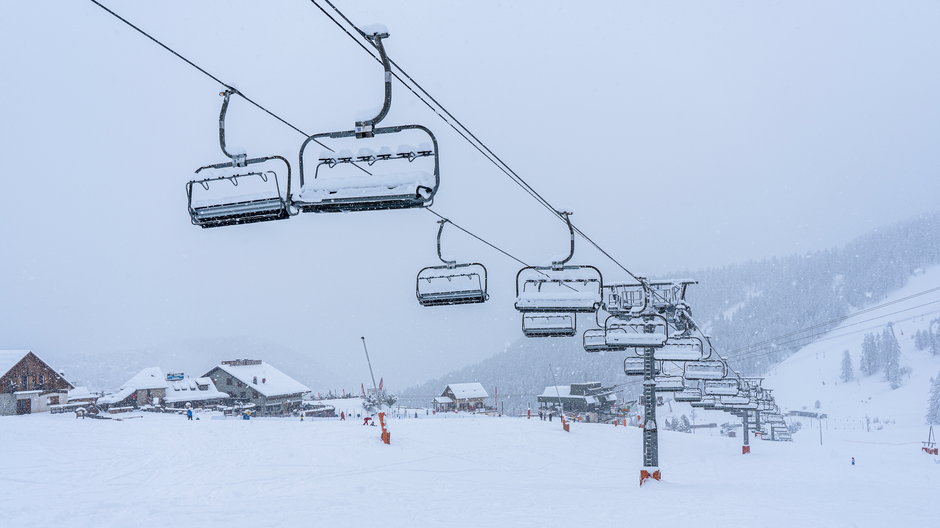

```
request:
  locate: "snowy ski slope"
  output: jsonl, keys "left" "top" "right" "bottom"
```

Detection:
{"left": 3, "top": 410, "right": 935, "bottom": 527}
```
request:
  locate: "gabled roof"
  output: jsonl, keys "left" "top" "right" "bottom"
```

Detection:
{"left": 0, "top": 350, "right": 74, "bottom": 389}
{"left": 208, "top": 361, "right": 309, "bottom": 397}
{"left": 121, "top": 367, "right": 168, "bottom": 391}
{"left": 540, "top": 385, "right": 575, "bottom": 398}
{"left": 444, "top": 383, "right": 488, "bottom": 400}
{"left": 0, "top": 350, "right": 31, "bottom": 375}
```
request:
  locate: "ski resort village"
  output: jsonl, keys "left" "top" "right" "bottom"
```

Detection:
{"left": 2, "top": 1, "right": 939, "bottom": 527}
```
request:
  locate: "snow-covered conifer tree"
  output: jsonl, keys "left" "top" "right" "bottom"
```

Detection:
{"left": 882, "top": 324, "right": 902, "bottom": 389}
{"left": 926, "top": 373, "right": 940, "bottom": 425}
{"left": 840, "top": 350, "right": 854, "bottom": 382}
{"left": 860, "top": 333, "right": 879, "bottom": 376}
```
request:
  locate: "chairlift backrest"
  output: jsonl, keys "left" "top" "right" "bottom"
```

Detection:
{"left": 720, "top": 394, "right": 752, "bottom": 406}
{"left": 583, "top": 328, "right": 626, "bottom": 353}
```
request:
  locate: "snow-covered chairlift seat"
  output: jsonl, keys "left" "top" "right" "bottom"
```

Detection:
{"left": 623, "top": 357, "right": 646, "bottom": 376}
{"left": 674, "top": 388, "right": 703, "bottom": 402}
{"left": 645, "top": 336, "right": 706, "bottom": 361}
{"left": 683, "top": 360, "right": 728, "bottom": 380}
{"left": 654, "top": 375, "right": 685, "bottom": 392}
{"left": 522, "top": 313, "right": 576, "bottom": 338}
{"left": 515, "top": 268, "right": 603, "bottom": 313}
{"left": 416, "top": 263, "right": 488, "bottom": 306}
{"left": 604, "top": 314, "right": 669, "bottom": 348}
{"left": 187, "top": 169, "right": 290, "bottom": 228}
{"left": 703, "top": 379, "right": 740, "bottom": 396}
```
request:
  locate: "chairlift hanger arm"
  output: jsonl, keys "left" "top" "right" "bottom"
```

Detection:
{"left": 355, "top": 32, "right": 393, "bottom": 135}
{"left": 436, "top": 219, "right": 457, "bottom": 267}
{"left": 216, "top": 89, "right": 247, "bottom": 166}
{"left": 552, "top": 211, "right": 575, "bottom": 269}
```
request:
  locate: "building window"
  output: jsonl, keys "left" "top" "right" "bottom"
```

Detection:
{"left": 39, "top": 375, "right": 45, "bottom": 387}
{"left": 48, "top": 395, "right": 59, "bottom": 405}
{"left": 21, "top": 376, "right": 27, "bottom": 389}
{"left": 226, "top": 377, "right": 232, "bottom": 386}
{"left": 240, "top": 391, "right": 246, "bottom": 399}
{"left": 252, "top": 390, "right": 259, "bottom": 398}
{"left": 237, "top": 381, "right": 243, "bottom": 388}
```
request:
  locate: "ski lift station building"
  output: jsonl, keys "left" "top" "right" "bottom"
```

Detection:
{"left": 0, "top": 350, "right": 74, "bottom": 416}
{"left": 203, "top": 360, "right": 310, "bottom": 416}
{"left": 434, "top": 383, "right": 489, "bottom": 412}
{"left": 537, "top": 382, "right": 618, "bottom": 413}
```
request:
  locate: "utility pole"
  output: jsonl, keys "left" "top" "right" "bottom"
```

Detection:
{"left": 360, "top": 337, "right": 379, "bottom": 396}
{"left": 742, "top": 410, "right": 750, "bottom": 454}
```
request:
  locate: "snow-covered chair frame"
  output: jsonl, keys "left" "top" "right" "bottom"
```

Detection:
{"left": 294, "top": 124, "right": 440, "bottom": 213}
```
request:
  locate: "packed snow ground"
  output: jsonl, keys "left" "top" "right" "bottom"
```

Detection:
{"left": 3, "top": 411, "right": 936, "bottom": 527}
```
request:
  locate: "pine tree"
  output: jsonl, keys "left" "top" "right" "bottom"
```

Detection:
{"left": 860, "top": 333, "right": 879, "bottom": 376}
{"left": 840, "top": 350, "right": 854, "bottom": 382}
{"left": 915, "top": 329, "right": 928, "bottom": 350}
{"left": 927, "top": 373, "right": 940, "bottom": 425}
{"left": 882, "top": 324, "right": 902, "bottom": 389}
{"left": 680, "top": 414, "right": 691, "bottom": 432}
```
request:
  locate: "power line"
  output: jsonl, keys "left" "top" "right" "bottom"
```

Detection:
{"left": 727, "top": 286, "right": 940, "bottom": 355}
{"left": 312, "top": 0, "right": 644, "bottom": 283}
{"left": 87, "top": 0, "right": 330, "bottom": 150}
{"left": 87, "top": 0, "right": 536, "bottom": 273}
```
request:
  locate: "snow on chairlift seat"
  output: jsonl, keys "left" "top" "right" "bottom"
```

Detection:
{"left": 654, "top": 375, "right": 685, "bottom": 392}
{"left": 674, "top": 388, "right": 703, "bottom": 402}
{"left": 297, "top": 170, "right": 435, "bottom": 201}
{"left": 516, "top": 290, "right": 601, "bottom": 313}
{"left": 683, "top": 360, "right": 727, "bottom": 380}
{"left": 703, "top": 379, "right": 740, "bottom": 396}
{"left": 583, "top": 328, "right": 628, "bottom": 352}
{"left": 187, "top": 172, "right": 288, "bottom": 228}
{"left": 646, "top": 337, "right": 705, "bottom": 361}
{"left": 522, "top": 313, "right": 576, "bottom": 338}
{"left": 416, "top": 265, "right": 487, "bottom": 306}
{"left": 720, "top": 394, "right": 751, "bottom": 406}
{"left": 604, "top": 315, "right": 669, "bottom": 348}
{"left": 623, "top": 357, "right": 646, "bottom": 376}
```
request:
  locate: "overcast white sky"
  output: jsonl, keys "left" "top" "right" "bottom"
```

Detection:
{"left": 1, "top": 1, "right": 937, "bottom": 390}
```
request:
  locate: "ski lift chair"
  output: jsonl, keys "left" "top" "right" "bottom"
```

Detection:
{"left": 515, "top": 212, "right": 602, "bottom": 313}
{"left": 522, "top": 313, "right": 576, "bottom": 338}
{"left": 416, "top": 220, "right": 488, "bottom": 306}
{"left": 294, "top": 32, "right": 439, "bottom": 213}
{"left": 645, "top": 336, "right": 706, "bottom": 361}
{"left": 654, "top": 375, "right": 685, "bottom": 392}
{"left": 605, "top": 314, "right": 669, "bottom": 349}
{"left": 720, "top": 394, "right": 752, "bottom": 406}
{"left": 187, "top": 89, "right": 291, "bottom": 228}
{"left": 704, "top": 379, "right": 740, "bottom": 396}
{"left": 684, "top": 360, "right": 728, "bottom": 380}
{"left": 623, "top": 357, "right": 647, "bottom": 376}
{"left": 674, "top": 388, "right": 703, "bottom": 403}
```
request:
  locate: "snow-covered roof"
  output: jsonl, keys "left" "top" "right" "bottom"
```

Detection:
{"left": 433, "top": 396, "right": 453, "bottom": 404}
{"left": 444, "top": 383, "right": 488, "bottom": 400}
{"left": 210, "top": 361, "right": 310, "bottom": 397}
{"left": 0, "top": 350, "right": 30, "bottom": 375}
{"left": 163, "top": 376, "right": 228, "bottom": 403}
{"left": 97, "top": 386, "right": 135, "bottom": 405}
{"left": 121, "top": 367, "right": 169, "bottom": 391}
{"left": 68, "top": 386, "right": 93, "bottom": 401}
{"left": 540, "top": 386, "right": 576, "bottom": 399}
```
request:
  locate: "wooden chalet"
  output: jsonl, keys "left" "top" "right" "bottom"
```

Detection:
{"left": 434, "top": 383, "right": 488, "bottom": 412}
{"left": 0, "top": 350, "right": 74, "bottom": 416}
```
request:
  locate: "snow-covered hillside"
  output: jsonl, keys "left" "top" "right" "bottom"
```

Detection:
{"left": 765, "top": 265, "right": 940, "bottom": 429}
